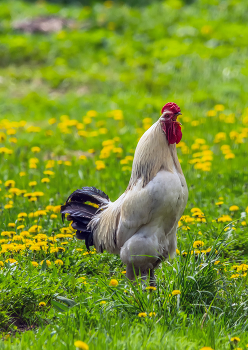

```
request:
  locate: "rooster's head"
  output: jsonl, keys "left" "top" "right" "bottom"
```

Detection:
{"left": 160, "top": 102, "right": 182, "bottom": 144}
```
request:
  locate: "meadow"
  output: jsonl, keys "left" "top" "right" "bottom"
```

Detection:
{"left": 0, "top": 0, "right": 248, "bottom": 349}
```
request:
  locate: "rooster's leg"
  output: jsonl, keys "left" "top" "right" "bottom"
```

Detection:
{"left": 126, "top": 263, "right": 139, "bottom": 282}
{"left": 149, "top": 269, "right": 156, "bottom": 287}
{"left": 141, "top": 269, "right": 148, "bottom": 283}
{"left": 141, "top": 269, "right": 156, "bottom": 287}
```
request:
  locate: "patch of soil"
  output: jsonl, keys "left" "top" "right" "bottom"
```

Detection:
{"left": 13, "top": 16, "right": 76, "bottom": 33}
{"left": 1, "top": 317, "right": 38, "bottom": 338}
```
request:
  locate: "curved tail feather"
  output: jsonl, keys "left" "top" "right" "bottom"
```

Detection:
{"left": 61, "top": 186, "right": 109, "bottom": 250}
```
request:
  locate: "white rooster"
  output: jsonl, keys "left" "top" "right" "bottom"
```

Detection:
{"left": 61, "top": 102, "right": 188, "bottom": 285}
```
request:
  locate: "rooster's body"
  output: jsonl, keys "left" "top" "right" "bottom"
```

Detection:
{"left": 61, "top": 103, "right": 188, "bottom": 284}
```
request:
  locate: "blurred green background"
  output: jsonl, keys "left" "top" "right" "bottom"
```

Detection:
{"left": 1, "top": 0, "right": 248, "bottom": 122}
{"left": 1, "top": 1, "right": 248, "bottom": 348}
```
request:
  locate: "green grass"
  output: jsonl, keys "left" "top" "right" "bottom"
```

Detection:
{"left": 0, "top": 0, "right": 248, "bottom": 349}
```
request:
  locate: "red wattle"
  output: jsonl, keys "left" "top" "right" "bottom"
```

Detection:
{"left": 162, "top": 122, "right": 182, "bottom": 144}
{"left": 175, "top": 124, "right": 182, "bottom": 144}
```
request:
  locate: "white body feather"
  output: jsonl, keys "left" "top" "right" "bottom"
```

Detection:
{"left": 89, "top": 119, "right": 188, "bottom": 271}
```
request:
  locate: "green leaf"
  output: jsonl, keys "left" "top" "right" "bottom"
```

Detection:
{"left": 51, "top": 300, "right": 69, "bottom": 313}
{"left": 56, "top": 296, "right": 77, "bottom": 307}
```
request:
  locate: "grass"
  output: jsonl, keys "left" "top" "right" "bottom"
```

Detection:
{"left": 0, "top": 0, "right": 248, "bottom": 349}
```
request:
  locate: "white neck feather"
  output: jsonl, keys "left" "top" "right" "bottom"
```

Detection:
{"left": 127, "top": 121, "right": 182, "bottom": 189}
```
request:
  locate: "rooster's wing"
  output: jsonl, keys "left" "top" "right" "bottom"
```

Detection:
{"left": 117, "top": 181, "right": 152, "bottom": 248}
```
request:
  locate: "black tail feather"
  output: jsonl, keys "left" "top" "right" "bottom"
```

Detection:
{"left": 61, "top": 186, "right": 109, "bottom": 250}
{"left": 61, "top": 201, "right": 98, "bottom": 222}
{"left": 71, "top": 218, "right": 89, "bottom": 231}
{"left": 66, "top": 186, "right": 109, "bottom": 205}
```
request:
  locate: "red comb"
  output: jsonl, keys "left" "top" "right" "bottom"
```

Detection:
{"left": 161, "top": 102, "right": 181, "bottom": 115}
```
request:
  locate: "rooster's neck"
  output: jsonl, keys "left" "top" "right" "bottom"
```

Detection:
{"left": 127, "top": 121, "right": 183, "bottom": 189}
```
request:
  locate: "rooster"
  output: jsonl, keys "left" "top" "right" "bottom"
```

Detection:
{"left": 61, "top": 102, "right": 188, "bottom": 285}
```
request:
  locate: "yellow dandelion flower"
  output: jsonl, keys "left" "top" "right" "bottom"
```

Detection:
{"left": 1, "top": 231, "right": 12, "bottom": 237}
{"left": 113, "top": 147, "right": 123, "bottom": 154}
{"left": 31, "top": 147, "right": 41, "bottom": 153}
{"left": 0, "top": 133, "right": 6, "bottom": 142}
{"left": 5, "top": 259, "right": 18, "bottom": 264}
{"left": 39, "top": 302, "right": 46, "bottom": 307}
{"left": 79, "top": 155, "right": 87, "bottom": 160}
{"left": 31, "top": 261, "right": 39, "bottom": 267}
{"left": 149, "top": 312, "right": 156, "bottom": 317}
{"left": 55, "top": 259, "right": 64, "bottom": 266}
{"left": 87, "top": 110, "right": 98, "bottom": 117}
{"left": 225, "top": 153, "right": 235, "bottom": 159}
{"left": 50, "top": 214, "right": 57, "bottom": 219}
{"left": 53, "top": 205, "right": 61, "bottom": 213}
{"left": 207, "top": 110, "right": 217, "bottom": 117}
{"left": 0, "top": 147, "right": 13, "bottom": 155}
{"left": 193, "top": 241, "right": 204, "bottom": 248}
{"left": 40, "top": 260, "right": 51, "bottom": 267}
{"left": 57, "top": 247, "right": 65, "bottom": 252}
{"left": 4, "top": 180, "right": 15, "bottom": 188}
{"left": 50, "top": 247, "right": 59, "bottom": 253}
{"left": 49, "top": 118, "right": 57, "bottom": 125}
{"left": 190, "top": 208, "right": 202, "bottom": 213}
{"left": 146, "top": 286, "right": 156, "bottom": 290}
{"left": 102, "top": 140, "right": 114, "bottom": 146}
{"left": 74, "top": 341, "right": 89, "bottom": 350}
{"left": 214, "top": 132, "right": 226, "bottom": 143}
{"left": 95, "top": 160, "right": 105, "bottom": 170}
{"left": 64, "top": 161, "right": 72, "bottom": 166}
{"left": 78, "top": 277, "right": 86, "bottom": 281}
{"left": 109, "top": 279, "right": 118, "bottom": 287}
{"left": 217, "top": 215, "right": 232, "bottom": 222}
{"left": 100, "top": 301, "right": 106, "bottom": 305}
{"left": 138, "top": 312, "right": 147, "bottom": 317}
{"left": 29, "top": 162, "right": 37, "bottom": 169}
{"left": 214, "top": 104, "right": 225, "bottom": 111}
{"left": 122, "top": 166, "right": 132, "bottom": 172}
{"left": 8, "top": 187, "right": 21, "bottom": 195}
{"left": 120, "top": 159, "right": 129, "bottom": 165}
{"left": 46, "top": 205, "right": 54, "bottom": 211}
{"left": 4, "top": 204, "right": 13, "bottom": 209}
{"left": 29, "top": 225, "right": 42, "bottom": 233}
{"left": 41, "top": 178, "right": 50, "bottom": 183}
{"left": 172, "top": 290, "right": 181, "bottom": 296}
{"left": 231, "top": 337, "right": 240, "bottom": 342}
{"left": 46, "top": 160, "right": 55, "bottom": 168}
{"left": 17, "top": 213, "right": 28, "bottom": 218}
{"left": 229, "top": 205, "right": 239, "bottom": 211}
{"left": 8, "top": 223, "right": 16, "bottom": 228}
{"left": 43, "top": 170, "right": 55, "bottom": 176}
